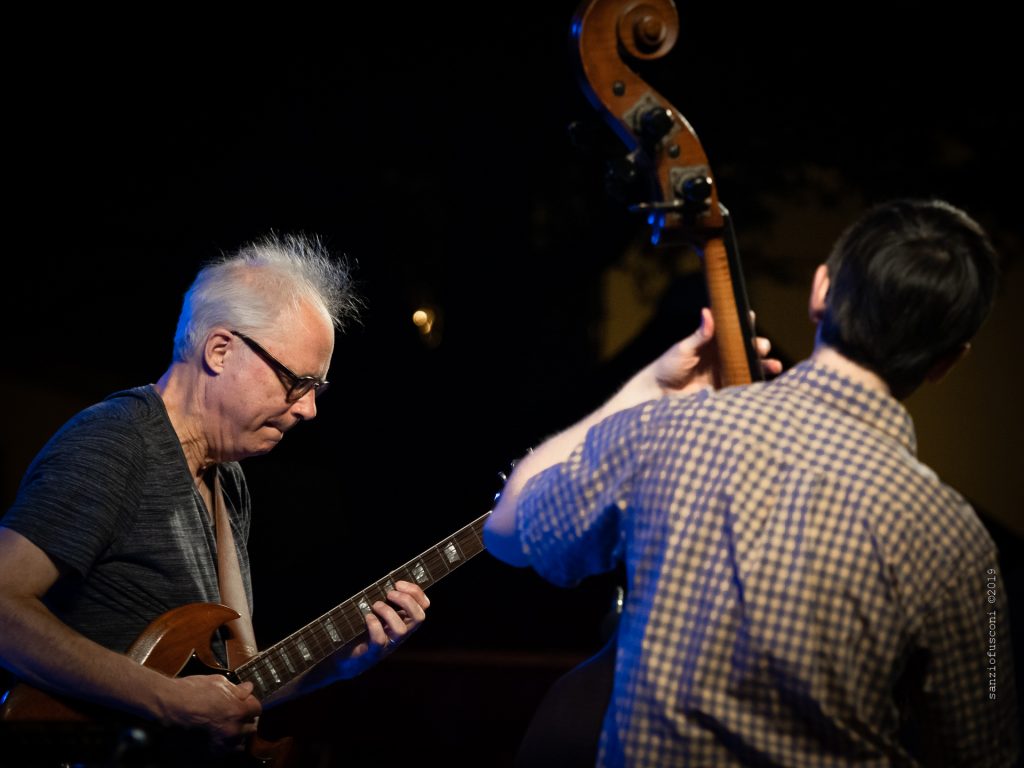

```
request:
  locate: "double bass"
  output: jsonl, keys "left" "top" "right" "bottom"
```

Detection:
{"left": 515, "top": 1, "right": 761, "bottom": 763}
{"left": 575, "top": 0, "right": 762, "bottom": 386}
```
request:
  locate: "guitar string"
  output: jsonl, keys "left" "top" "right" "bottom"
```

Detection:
{"left": 235, "top": 514, "right": 489, "bottom": 695}
{"left": 240, "top": 524, "right": 485, "bottom": 694}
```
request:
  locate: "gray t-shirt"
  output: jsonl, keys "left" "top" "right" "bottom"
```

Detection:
{"left": 2, "top": 386, "right": 252, "bottom": 659}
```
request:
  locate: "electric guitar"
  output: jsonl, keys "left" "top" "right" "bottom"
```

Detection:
{"left": 0, "top": 511, "right": 491, "bottom": 766}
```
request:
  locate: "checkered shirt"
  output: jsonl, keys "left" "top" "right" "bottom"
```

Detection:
{"left": 517, "top": 359, "right": 1019, "bottom": 766}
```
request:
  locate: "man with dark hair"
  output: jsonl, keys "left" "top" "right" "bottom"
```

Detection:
{"left": 485, "top": 199, "right": 1018, "bottom": 766}
{"left": 818, "top": 199, "right": 998, "bottom": 399}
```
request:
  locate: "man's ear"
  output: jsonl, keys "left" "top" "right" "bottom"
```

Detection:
{"left": 203, "top": 329, "right": 233, "bottom": 375}
{"left": 926, "top": 343, "right": 971, "bottom": 384}
{"left": 808, "top": 264, "right": 830, "bottom": 323}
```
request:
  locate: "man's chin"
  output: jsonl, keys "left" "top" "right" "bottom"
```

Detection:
{"left": 249, "top": 429, "right": 285, "bottom": 456}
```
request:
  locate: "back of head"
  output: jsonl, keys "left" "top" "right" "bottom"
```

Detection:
{"left": 819, "top": 199, "right": 998, "bottom": 399}
{"left": 172, "top": 233, "right": 361, "bottom": 363}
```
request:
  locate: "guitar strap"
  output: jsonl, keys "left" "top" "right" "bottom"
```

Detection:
{"left": 212, "top": 470, "right": 259, "bottom": 668}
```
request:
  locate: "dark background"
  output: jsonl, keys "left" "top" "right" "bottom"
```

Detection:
{"left": 2, "top": 3, "right": 1022, "bottom": 764}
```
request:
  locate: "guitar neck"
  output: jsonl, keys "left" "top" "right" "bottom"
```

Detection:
{"left": 234, "top": 511, "right": 491, "bottom": 700}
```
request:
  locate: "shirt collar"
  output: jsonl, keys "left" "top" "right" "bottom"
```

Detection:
{"left": 774, "top": 359, "right": 917, "bottom": 455}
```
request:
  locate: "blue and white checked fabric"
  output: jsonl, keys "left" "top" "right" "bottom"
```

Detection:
{"left": 517, "top": 360, "right": 1018, "bottom": 767}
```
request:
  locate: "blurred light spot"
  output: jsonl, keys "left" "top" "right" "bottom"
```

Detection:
{"left": 412, "top": 308, "right": 435, "bottom": 334}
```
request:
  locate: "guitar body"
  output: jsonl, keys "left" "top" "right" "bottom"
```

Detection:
{"left": 1, "top": 513, "right": 491, "bottom": 766}
{"left": 1, "top": 603, "right": 292, "bottom": 767}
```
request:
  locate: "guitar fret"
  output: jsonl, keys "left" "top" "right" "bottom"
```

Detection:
{"left": 373, "top": 575, "right": 397, "bottom": 607}
{"left": 340, "top": 603, "right": 364, "bottom": 638}
{"left": 295, "top": 636, "right": 314, "bottom": 662}
{"left": 264, "top": 657, "right": 282, "bottom": 685}
{"left": 441, "top": 537, "right": 465, "bottom": 565}
{"left": 426, "top": 548, "right": 450, "bottom": 572}
{"left": 307, "top": 627, "right": 332, "bottom": 659}
{"left": 323, "top": 615, "right": 342, "bottom": 644}
{"left": 251, "top": 666, "right": 267, "bottom": 692}
{"left": 355, "top": 593, "right": 373, "bottom": 616}
{"left": 408, "top": 558, "right": 433, "bottom": 587}
{"left": 279, "top": 646, "right": 297, "bottom": 675}
{"left": 365, "top": 581, "right": 388, "bottom": 604}
{"left": 233, "top": 512, "right": 492, "bottom": 701}
{"left": 459, "top": 523, "right": 485, "bottom": 553}
{"left": 333, "top": 606, "right": 362, "bottom": 638}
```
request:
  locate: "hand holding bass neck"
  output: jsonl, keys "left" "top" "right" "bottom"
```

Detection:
{"left": 572, "top": 0, "right": 761, "bottom": 385}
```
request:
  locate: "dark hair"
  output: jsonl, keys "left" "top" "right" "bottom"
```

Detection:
{"left": 819, "top": 199, "right": 999, "bottom": 399}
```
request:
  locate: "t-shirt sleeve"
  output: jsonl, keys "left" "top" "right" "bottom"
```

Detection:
{"left": 2, "top": 409, "right": 145, "bottom": 577}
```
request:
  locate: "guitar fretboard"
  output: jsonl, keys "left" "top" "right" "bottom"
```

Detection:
{"left": 234, "top": 511, "right": 490, "bottom": 700}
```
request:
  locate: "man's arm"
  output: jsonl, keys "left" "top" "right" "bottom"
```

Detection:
{"left": 0, "top": 527, "right": 261, "bottom": 750}
{"left": 484, "top": 309, "right": 779, "bottom": 566}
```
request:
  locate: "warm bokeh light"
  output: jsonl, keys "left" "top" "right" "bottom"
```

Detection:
{"left": 412, "top": 308, "right": 434, "bottom": 334}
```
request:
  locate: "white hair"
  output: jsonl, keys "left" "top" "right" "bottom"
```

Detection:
{"left": 172, "top": 233, "right": 361, "bottom": 362}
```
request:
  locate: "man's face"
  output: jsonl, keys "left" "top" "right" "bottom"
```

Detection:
{"left": 215, "top": 299, "right": 335, "bottom": 460}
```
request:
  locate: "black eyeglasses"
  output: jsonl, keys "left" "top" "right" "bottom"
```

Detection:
{"left": 231, "top": 330, "right": 329, "bottom": 402}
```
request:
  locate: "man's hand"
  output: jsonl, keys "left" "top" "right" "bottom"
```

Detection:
{"left": 157, "top": 675, "right": 261, "bottom": 752}
{"left": 332, "top": 580, "right": 430, "bottom": 679}
{"left": 485, "top": 307, "right": 782, "bottom": 567}
{"left": 257, "top": 581, "right": 431, "bottom": 708}
{"left": 650, "top": 307, "right": 720, "bottom": 395}
{"left": 626, "top": 308, "right": 782, "bottom": 404}
{"left": 652, "top": 308, "right": 782, "bottom": 394}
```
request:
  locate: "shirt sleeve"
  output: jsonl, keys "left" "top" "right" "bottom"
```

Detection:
{"left": 1, "top": 409, "right": 145, "bottom": 578}
{"left": 516, "top": 402, "right": 652, "bottom": 588}
{"left": 911, "top": 548, "right": 1019, "bottom": 767}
